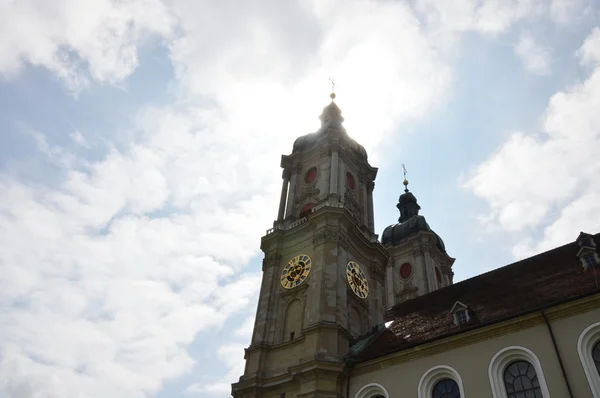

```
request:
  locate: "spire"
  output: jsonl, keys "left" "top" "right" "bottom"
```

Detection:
{"left": 396, "top": 165, "right": 421, "bottom": 223}
{"left": 329, "top": 77, "right": 336, "bottom": 101}
{"left": 320, "top": 80, "right": 344, "bottom": 125}
{"left": 402, "top": 164, "right": 409, "bottom": 193}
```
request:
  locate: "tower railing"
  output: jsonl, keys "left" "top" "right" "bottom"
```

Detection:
{"left": 265, "top": 202, "right": 347, "bottom": 235}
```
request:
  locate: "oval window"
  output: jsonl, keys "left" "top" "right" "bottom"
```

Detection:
{"left": 435, "top": 267, "right": 442, "bottom": 284}
{"left": 305, "top": 167, "right": 317, "bottom": 184}
{"left": 346, "top": 171, "right": 356, "bottom": 190}
{"left": 400, "top": 263, "right": 412, "bottom": 279}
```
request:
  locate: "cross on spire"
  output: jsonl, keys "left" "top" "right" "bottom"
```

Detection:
{"left": 328, "top": 78, "right": 336, "bottom": 101}
{"left": 402, "top": 164, "right": 409, "bottom": 192}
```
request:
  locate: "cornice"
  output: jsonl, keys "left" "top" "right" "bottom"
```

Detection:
{"left": 354, "top": 292, "right": 600, "bottom": 375}
{"left": 246, "top": 321, "right": 354, "bottom": 355}
{"left": 354, "top": 312, "right": 545, "bottom": 375}
{"left": 262, "top": 252, "right": 281, "bottom": 271}
{"left": 279, "top": 280, "right": 310, "bottom": 298}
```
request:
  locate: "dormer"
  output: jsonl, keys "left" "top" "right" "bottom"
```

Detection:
{"left": 450, "top": 301, "right": 471, "bottom": 326}
{"left": 576, "top": 232, "right": 600, "bottom": 270}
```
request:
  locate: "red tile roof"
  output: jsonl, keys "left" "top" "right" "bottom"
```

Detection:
{"left": 350, "top": 233, "right": 600, "bottom": 363}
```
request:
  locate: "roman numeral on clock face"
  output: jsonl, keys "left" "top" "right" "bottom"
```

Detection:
{"left": 281, "top": 254, "right": 312, "bottom": 290}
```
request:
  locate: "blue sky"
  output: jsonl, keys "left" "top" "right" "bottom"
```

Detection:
{"left": 1, "top": 1, "right": 600, "bottom": 397}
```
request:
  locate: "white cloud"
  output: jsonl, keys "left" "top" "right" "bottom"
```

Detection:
{"left": 514, "top": 32, "right": 553, "bottom": 75}
{"left": 1, "top": 0, "right": 597, "bottom": 397}
{"left": 185, "top": 343, "right": 246, "bottom": 395}
{"left": 70, "top": 131, "right": 90, "bottom": 148}
{"left": 465, "top": 26, "right": 600, "bottom": 256}
{"left": 578, "top": 26, "right": 600, "bottom": 67}
{"left": 233, "top": 316, "right": 256, "bottom": 340}
{"left": 0, "top": 0, "right": 174, "bottom": 91}
{"left": 167, "top": 0, "right": 454, "bottom": 152}
{"left": 549, "top": 0, "right": 588, "bottom": 25}
{"left": 0, "top": 102, "right": 271, "bottom": 397}
{"left": 414, "top": 0, "right": 543, "bottom": 36}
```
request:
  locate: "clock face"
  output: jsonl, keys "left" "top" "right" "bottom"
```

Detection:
{"left": 280, "top": 254, "right": 312, "bottom": 289}
{"left": 346, "top": 261, "right": 369, "bottom": 299}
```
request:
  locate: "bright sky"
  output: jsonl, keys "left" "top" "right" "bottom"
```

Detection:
{"left": 1, "top": 0, "right": 599, "bottom": 397}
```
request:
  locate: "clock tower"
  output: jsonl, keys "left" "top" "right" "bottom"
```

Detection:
{"left": 232, "top": 94, "right": 389, "bottom": 398}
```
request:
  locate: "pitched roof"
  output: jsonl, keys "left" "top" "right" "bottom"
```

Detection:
{"left": 351, "top": 233, "right": 600, "bottom": 363}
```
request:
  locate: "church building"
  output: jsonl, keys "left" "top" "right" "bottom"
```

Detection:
{"left": 231, "top": 94, "right": 600, "bottom": 398}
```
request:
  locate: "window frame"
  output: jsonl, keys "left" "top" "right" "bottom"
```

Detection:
{"left": 488, "top": 346, "right": 550, "bottom": 398}
{"left": 418, "top": 365, "right": 465, "bottom": 398}
{"left": 450, "top": 301, "right": 470, "bottom": 326}
{"left": 503, "top": 360, "right": 543, "bottom": 397}
{"left": 578, "top": 321, "right": 600, "bottom": 398}
{"left": 354, "top": 383, "right": 389, "bottom": 398}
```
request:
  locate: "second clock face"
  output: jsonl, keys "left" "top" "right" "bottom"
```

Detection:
{"left": 346, "top": 261, "right": 369, "bottom": 299}
{"left": 281, "top": 254, "right": 312, "bottom": 289}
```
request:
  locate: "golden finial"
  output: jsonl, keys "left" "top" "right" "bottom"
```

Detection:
{"left": 402, "top": 164, "right": 409, "bottom": 192}
{"left": 329, "top": 78, "right": 336, "bottom": 101}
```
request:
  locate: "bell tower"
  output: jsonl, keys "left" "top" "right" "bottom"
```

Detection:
{"left": 381, "top": 175, "right": 455, "bottom": 307}
{"left": 232, "top": 94, "right": 389, "bottom": 398}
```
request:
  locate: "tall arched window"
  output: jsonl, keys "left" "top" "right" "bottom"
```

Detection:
{"left": 283, "top": 299, "right": 302, "bottom": 342}
{"left": 418, "top": 365, "right": 465, "bottom": 398}
{"left": 432, "top": 378, "right": 460, "bottom": 398}
{"left": 488, "top": 346, "right": 550, "bottom": 398}
{"left": 594, "top": 340, "right": 600, "bottom": 375}
{"left": 578, "top": 321, "right": 600, "bottom": 398}
{"left": 354, "top": 383, "right": 389, "bottom": 398}
{"left": 503, "top": 361, "right": 542, "bottom": 398}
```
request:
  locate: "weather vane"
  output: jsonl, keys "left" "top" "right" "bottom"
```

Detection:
{"left": 329, "top": 78, "right": 336, "bottom": 100}
{"left": 402, "top": 164, "right": 409, "bottom": 192}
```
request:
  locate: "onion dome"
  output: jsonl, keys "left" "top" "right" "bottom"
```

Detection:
{"left": 381, "top": 179, "right": 446, "bottom": 252}
{"left": 292, "top": 93, "right": 367, "bottom": 160}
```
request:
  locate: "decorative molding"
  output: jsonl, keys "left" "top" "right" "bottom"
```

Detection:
{"left": 357, "top": 170, "right": 368, "bottom": 184}
{"left": 355, "top": 293, "right": 600, "bottom": 375}
{"left": 312, "top": 228, "right": 350, "bottom": 250}
{"left": 297, "top": 187, "right": 320, "bottom": 204}
{"left": 344, "top": 188, "right": 357, "bottom": 201}
{"left": 262, "top": 253, "right": 281, "bottom": 271}
{"left": 369, "top": 261, "right": 385, "bottom": 282}
{"left": 313, "top": 228, "right": 341, "bottom": 246}
{"left": 347, "top": 287, "right": 369, "bottom": 310}
{"left": 396, "top": 285, "right": 419, "bottom": 303}
{"left": 577, "top": 321, "right": 600, "bottom": 398}
{"left": 417, "top": 365, "right": 466, "bottom": 398}
{"left": 280, "top": 281, "right": 309, "bottom": 297}
{"left": 354, "top": 382, "right": 390, "bottom": 398}
{"left": 488, "top": 346, "right": 550, "bottom": 398}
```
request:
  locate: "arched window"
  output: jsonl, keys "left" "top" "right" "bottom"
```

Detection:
{"left": 503, "top": 361, "right": 542, "bottom": 398}
{"left": 594, "top": 340, "right": 600, "bottom": 375}
{"left": 488, "top": 346, "right": 550, "bottom": 398}
{"left": 432, "top": 378, "right": 461, "bottom": 398}
{"left": 348, "top": 306, "right": 363, "bottom": 338}
{"left": 578, "top": 321, "right": 600, "bottom": 398}
{"left": 354, "top": 383, "right": 389, "bottom": 398}
{"left": 283, "top": 299, "right": 302, "bottom": 342}
{"left": 418, "top": 365, "right": 465, "bottom": 398}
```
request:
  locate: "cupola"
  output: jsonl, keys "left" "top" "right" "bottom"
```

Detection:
{"left": 381, "top": 178, "right": 446, "bottom": 252}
